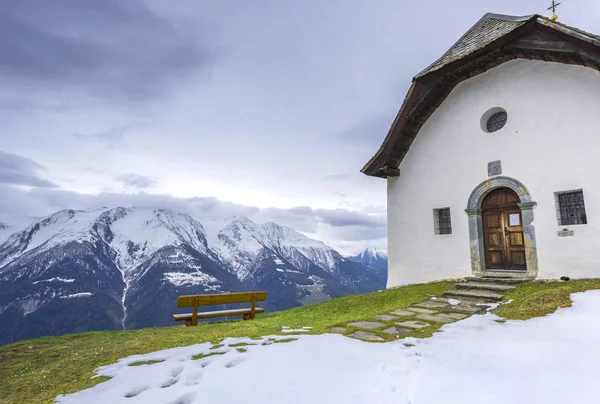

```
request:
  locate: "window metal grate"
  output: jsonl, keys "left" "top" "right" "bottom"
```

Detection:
{"left": 486, "top": 111, "right": 508, "bottom": 132}
{"left": 558, "top": 191, "right": 587, "bottom": 225}
{"left": 436, "top": 208, "right": 452, "bottom": 235}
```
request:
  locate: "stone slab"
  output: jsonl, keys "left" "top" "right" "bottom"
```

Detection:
{"left": 347, "top": 321, "right": 385, "bottom": 330}
{"left": 558, "top": 230, "right": 574, "bottom": 237}
{"left": 327, "top": 327, "right": 347, "bottom": 333}
{"left": 443, "top": 289, "right": 503, "bottom": 302}
{"left": 442, "top": 303, "right": 486, "bottom": 315}
{"left": 415, "top": 314, "right": 456, "bottom": 324}
{"left": 382, "top": 326, "right": 412, "bottom": 335}
{"left": 395, "top": 320, "right": 431, "bottom": 329}
{"left": 439, "top": 312, "right": 469, "bottom": 320}
{"left": 406, "top": 307, "right": 438, "bottom": 314}
{"left": 390, "top": 309, "right": 416, "bottom": 317}
{"left": 414, "top": 300, "right": 451, "bottom": 309}
{"left": 350, "top": 331, "right": 385, "bottom": 342}
{"left": 488, "top": 160, "right": 502, "bottom": 176}
{"left": 372, "top": 314, "right": 399, "bottom": 321}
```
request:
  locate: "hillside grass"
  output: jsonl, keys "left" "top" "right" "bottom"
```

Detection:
{"left": 0, "top": 281, "right": 453, "bottom": 404}
{"left": 495, "top": 278, "right": 600, "bottom": 320}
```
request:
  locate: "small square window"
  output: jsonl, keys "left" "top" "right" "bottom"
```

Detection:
{"left": 434, "top": 208, "right": 452, "bottom": 235}
{"left": 555, "top": 190, "right": 587, "bottom": 226}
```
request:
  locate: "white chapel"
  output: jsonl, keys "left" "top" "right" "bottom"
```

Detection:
{"left": 362, "top": 13, "right": 600, "bottom": 287}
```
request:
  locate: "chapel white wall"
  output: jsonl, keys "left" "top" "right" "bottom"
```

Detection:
{"left": 387, "top": 59, "right": 600, "bottom": 287}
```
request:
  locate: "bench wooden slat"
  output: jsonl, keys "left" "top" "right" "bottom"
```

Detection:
{"left": 177, "top": 292, "right": 267, "bottom": 307}
{"left": 172, "top": 307, "right": 265, "bottom": 321}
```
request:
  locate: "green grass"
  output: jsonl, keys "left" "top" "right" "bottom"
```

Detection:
{"left": 191, "top": 351, "right": 226, "bottom": 360}
{"left": 272, "top": 338, "right": 297, "bottom": 344}
{"left": 127, "top": 359, "right": 165, "bottom": 367}
{"left": 495, "top": 279, "right": 600, "bottom": 320}
{"left": 0, "top": 281, "right": 453, "bottom": 404}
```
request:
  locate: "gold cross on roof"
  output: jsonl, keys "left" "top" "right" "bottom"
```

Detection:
{"left": 547, "top": 1, "right": 561, "bottom": 21}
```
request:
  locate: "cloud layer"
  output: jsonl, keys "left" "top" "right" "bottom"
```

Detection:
{"left": 0, "top": 151, "right": 57, "bottom": 188}
{"left": 0, "top": 0, "right": 210, "bottom": 101}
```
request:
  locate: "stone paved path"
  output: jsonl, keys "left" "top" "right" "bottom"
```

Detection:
{"left": 328, "top": 276, "right": 528, "bottom": 342}
{"left": 328, "top": 296, "right": 490, "bottom": 342}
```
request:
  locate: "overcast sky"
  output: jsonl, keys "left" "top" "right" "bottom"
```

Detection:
{"left": 1, "top": 0, "right": 599, "bottom": 254}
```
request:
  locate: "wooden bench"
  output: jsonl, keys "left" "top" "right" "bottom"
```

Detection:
{"left": 172, "top": 291, "right": 267, "bottom": 326}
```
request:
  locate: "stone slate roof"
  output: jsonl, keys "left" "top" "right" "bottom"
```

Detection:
{"left": 415, "top": 14, "right": 534, "bottom": 78}
{"left": 362, "top": 13, "right": 600, "bottom": 178}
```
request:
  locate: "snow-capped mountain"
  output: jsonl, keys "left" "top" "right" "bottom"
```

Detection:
{"left": 348, "top": 248, "right": 388, "bottom": 272}
{"left": 0, "top": 207, "right": 385, "bottom": 345}
{"left": 213, "top": 217, "right": 384, "bottom": 310}
{"left": 0, "top": 221, "right": 13, "bottom": 244}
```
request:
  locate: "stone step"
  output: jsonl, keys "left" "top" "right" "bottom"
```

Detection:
{"left": 456, "top": 282, "right": 516, "bottom": 293}
{"left": 439, "top": 303, "right": 487, "bottom": 315}
{"left": 443, "top": 289, "right": 504, "bottom": 302}
{"left": 414, "top": 298, "right": 488, "bottom": 315}
{"left": 464, "top": 276, "right": 532, "bottom": 285}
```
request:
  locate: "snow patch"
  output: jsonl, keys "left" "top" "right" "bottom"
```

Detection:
{"left": 60, "top": 293, "right": 93, "bottom": 299}
{"left": 21, "top": 298, "right": 41, "bottom": 315}
{"left": 163, "top": 272, "right": 221, "bottom": 288}
{"left": 32, "top": 277, "right": 75, "bottom": 285}
{"left": 281, "top": 326, "right": 313, "bottom": 333}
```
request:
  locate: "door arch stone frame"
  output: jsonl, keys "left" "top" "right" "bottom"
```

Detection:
{"left": 465, "top": 176, "right": 538, "bottom": 278}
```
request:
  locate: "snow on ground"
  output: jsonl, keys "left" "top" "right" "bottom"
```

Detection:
{"left": 56, "top": 291, "right": 600, "bottom": 404}
{"left": 281, "top": 326, "right": 312, "bottom": 333}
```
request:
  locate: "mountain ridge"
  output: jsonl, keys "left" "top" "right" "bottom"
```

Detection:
{"left": 348, "top": 247, "right": 389, "bottom": 272}
{"left": 0, "top": 207, "right": 386, "bottom": 345}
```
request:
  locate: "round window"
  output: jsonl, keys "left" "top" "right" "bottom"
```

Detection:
{"left": 481, "top": 108, "right": 508, "bottom": 133}
{"left": 486, "top": 111, "right": 508, "bottom": 132}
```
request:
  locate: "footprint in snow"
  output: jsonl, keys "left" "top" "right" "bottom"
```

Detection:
{"left": 196, "top": 358, "right": 212, "bottom": 368}
{"left": 170, "top": 366, "right": 184, "bottom": 377}
{"left": 169, "top": 392, "right": 198, "bottom": 404}
{"left": 224, "top": 357, "right": 246, "bottom": 368}
{"left": 185, "top": 370, "right": 204, "bottom": 386}
{"left": 160, "top": 376, "right": 180, "bottom": 389}
{"left": 124, "top": 385, "right": 148, "bottom": 398}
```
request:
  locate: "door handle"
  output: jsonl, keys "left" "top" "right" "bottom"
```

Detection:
{"left": 504, "top": 227, "right": 509, "bottom": 235}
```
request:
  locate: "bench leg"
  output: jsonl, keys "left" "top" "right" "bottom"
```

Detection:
{"left": 250, "top": 293, "right": 256, "bottom": 320}
{"left": 191, "top": 297, "right": 199, "bottom": 326}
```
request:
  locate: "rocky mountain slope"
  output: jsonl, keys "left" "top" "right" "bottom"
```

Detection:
{"left": 348, "top": 248, "right": 388, "bottom": 271}
{"left": 0, "top": 207, "right": 386, "bottom": 345}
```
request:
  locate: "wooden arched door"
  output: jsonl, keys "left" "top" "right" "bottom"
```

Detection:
{"left": 482, "top": 188, "right": 527, "bottom": 271}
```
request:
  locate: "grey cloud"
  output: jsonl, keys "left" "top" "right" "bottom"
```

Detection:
{"left": 336, "top": 114, "right": 395, "bottom": 146}
{"left": 314, "top": 208, "right": 386, "bottom": 229}
{"left": 0, "top": 151, "right": 57, "bottom": 188}
{"left": 116, "top": 174, "right": 158, "bottom": 190}
{"left": 74, "top": 126, "right": 129, "bottom": 145}
{"left": 0, "top": 0, "right": 212, "bottom": 101}
{"left": 321, "top": 174, "right": 352, "bottom": 182}
{"left": 0, "top": 186, "right": 385, "bottom": 246}
{"left": 326, "top": 225, "right": 387, "bottom": 243}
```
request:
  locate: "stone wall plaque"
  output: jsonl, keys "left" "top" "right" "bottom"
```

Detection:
{"left": 557, "top": 230, "right": 575, "bottom": 237}
{"left": 488, "top": 160, "right": 502, "bottom": 176}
